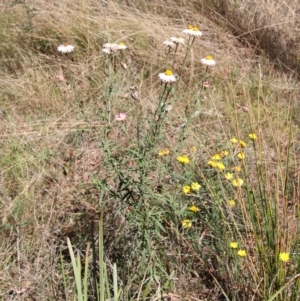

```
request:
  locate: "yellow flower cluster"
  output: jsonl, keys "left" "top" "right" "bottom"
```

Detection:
{"left": 208, "top": 150, "right": 228, "bottom": 171}
{"left": 158, "top": 148, "right": 170, "bottom": 156}
{"left": 249, "top": 133, "right": 257, "bottom": 140}
{"left": 231, "top": 137, "right": 247, "bottom": 148}
{"left": 182, "top": 182, "right": 201, "bottom": 194}
{"left": 188, "top": 205, "right": 200, "bottom": 213}
{"left": 177, "top": 155, "right": 190, "bottom": 164}
{"left": 230, "top": 242, "right": 247, "bottom": 257}
{"left": 208, "top": 160, "right": 225, "bottom": 171}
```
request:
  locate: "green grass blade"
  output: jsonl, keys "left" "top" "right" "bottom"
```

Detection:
{"left": 67, "top": 237, "right": 83, "bottom": 301}
{"left": 83, "top": 243, "right": 91, "bottom": 301}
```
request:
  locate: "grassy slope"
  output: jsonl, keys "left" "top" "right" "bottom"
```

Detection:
{"left": 1, "top": 0, "right": 300, "bottom": 300}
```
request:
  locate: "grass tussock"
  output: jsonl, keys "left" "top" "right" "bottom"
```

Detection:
{"left": 201, "top": 0, "right": 300, "bottom": 74}
{"left": 1, "top": 0, "right": 300, "bottom": 300}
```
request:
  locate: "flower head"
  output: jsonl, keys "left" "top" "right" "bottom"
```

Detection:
{"left": 208, "top": 160, "right": 217, "bottom": 168}
{"left": 102, "top": 47, "right": 113, "bottom": 54}
{"left": 203, "top": 80, "right": 209, "bottom": 88}
{"left": 102, "top": 43, "right": 120, "bottom": 54}
{"left": 279, "top": 252, "right": 290, "bottom": 262}
{"left": 169, "top": 37, "right": 185, "bottom": 44}
{"left": 190, "top": 146, "right": 197, "bottom": 153}
{"left": 231, "top": 137, "right": 238, "bottom": 144}
{"left": 117, "top": 42, "right": 127, "bottom": 50}
{"left": 182, "top": 219, "right": 192, "bottom": 229}
{"left": 211, "top": 154, "right": 221, "bottom": 161}
{"left": 237, "top": 249, "right": 247, "bottom": 257}
{"left": 228, "top": 200, "right": 236, "bottom": 207}
{"left": 115, "top": 113, "right": 128, "bottom": 121}
{"left": 209, "top": 160, "right": 225, "bottom": 170}
{"left": 201, "top": 55, "right": 216, "bottom": 66}
{"left": 230, "top": 242, "right": 238, "bottom": 249}
{"left": 249, "top": 133, "right": 257, "bottom": 140}
{"left": 219, "top": 150, "right": 228, "bottom": 157}
{"left": 183, "top": 26, "right": 203, "bottom": 37}
{"left": 232, "top": 178, "right": 244, "bottom": 187}
{"left": 103, "top": 42, "right": 118, "bottom": 48}
{"left": 163, "top": 40, "right": 176, "bottom": 48}
{"left": 239, "top": 140, "right": 247, "bottom": 148}
{"left": 182, "top": 185, "right": 191, "bottom": 194}
{"left": 177, "top": 155, "right": 190, "bottom": 164}
{"left": 225, "top": 172, "right": 234, "bottom": 180}
{"left": 191, "top": 182, "right": 201, "bottom": 191}
{"left": 216, "top": 162, "right": 225, "bottom": 171}
{"left": 233, "top": 166, "right": 242, "bottom": 172}
{"left": 237, "top": 152, "right": 245, "bottom": 160}
{"left": 188, "top": 205, "right": 200, "bottom": 213}
{"left": 158, "top": 149, "right": 170, "bottom": 156}
{"left": 57, "top": 44, "right": 75, "bottom": 53}
{"left": 158, "top": 69, "right": 176, "bottom": 83}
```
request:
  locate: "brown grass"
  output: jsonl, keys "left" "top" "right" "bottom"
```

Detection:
{"left": 1, "top": 0, "right": 300, "bottom": 300}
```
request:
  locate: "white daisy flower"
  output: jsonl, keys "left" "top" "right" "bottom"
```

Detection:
{"left": 102, "top": 48, "right": 113, "bottom": 54}
{"left": 169, "top": 37, "right": 185, "bottom": 44}
{"left": 158, "top": 69, "right": 176, "bottom": 83}
{"left": 182, "top": 25, "right": 193, "bottom": 34}
{"left": 57, "top": 44, "right": 75, "bottom": 53}
{"left": 102, "top": 43, "right": 119, "bottom": 54}
{"left": 163, "top": 40, "right": 176, "bottom": 48}
{"left": 117, "top": 42, "right": 127, "bottom": 50}
{"left": 201, "top": 55, "right": 216, "bottom": 66}
{"left": 183, "top": 26, "right": 203, "bottom": 37}
{"left": 103, "top": 43, "right": 118, "bottom": 49}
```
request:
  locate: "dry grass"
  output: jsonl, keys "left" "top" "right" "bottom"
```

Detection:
{"left": 1, "top": 0, "right": 300, "bottom": 300}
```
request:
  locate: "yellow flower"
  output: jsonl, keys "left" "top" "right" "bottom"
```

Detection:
{"left": 231, "top": 137, "right": 238, "bottom": 144}
{"left": 249, "top": 133, "right": 257, "bottom": 140}
{"left": 190, "top": 146, "right": 197, "bottom": 153}
{"left": 211, "top": 154, "right": 221, "bottom": 161}
{"left": 233, "top": 166, "right": 242, "bottom": 172}
{"left": 158, "top": 149, "right": 170, "bottom": 156}
{"left": 230, "top": 242, "right": 238, "bottom": 249}
{"left": 239, "top": 140, "right": 247, "bottom": 148}
{"left": 177, "top": 155, "right": 190, "bottom": 164}
{"left": 188, "top": 205, "right": 200, "bottom": 213}
{"left": 191, "top": 182, "right": 201, "bottom": 191}
{"left": 182, "top": 185, "right": 191, "bottom": 194}
{"left": 237, "top": 249, "right": 247, "bottom": 257}
{"left": 219, "top": 150, "right": 228, "bottom": 157}
{"left": 232, "top": 178, "right": 244, "bottom": 187}
{"left": 279, "top": 252, "right": 290, "bottom": 262}
{"left": 225, "top": 172, "right": 233, "bottom": 180}
{"left": 182, "top": 219, "right": 192, "bottom": 228}
{"left": 228, "top": 200, "right": 236, "bottom": 207}
{"left": 208, "top": 160, "right": 217, "bottom": 168}
{"left": 216, "top": 162, "right": 225, "bottom": 171}
{"left": 237, "top": 152, "right": 245, "bottom": 159}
